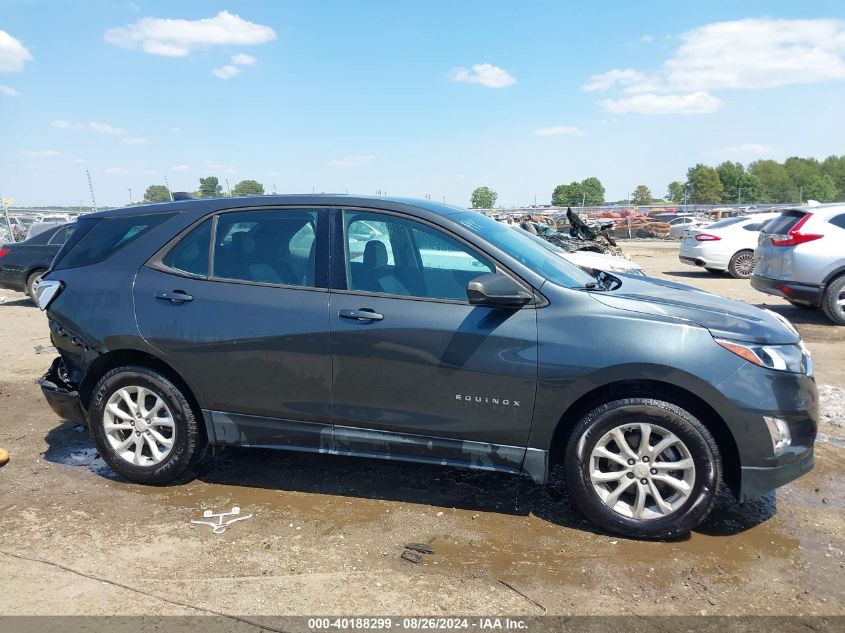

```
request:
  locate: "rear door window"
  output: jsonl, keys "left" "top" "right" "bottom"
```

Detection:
{"left": 54, "top": 213, "right": 175, "bottom": 270}
{"left": 212, "top": 209, "right": 319, "bottom": 287}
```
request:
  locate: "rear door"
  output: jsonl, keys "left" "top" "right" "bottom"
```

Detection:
{"left": 328, "top": 208, "right": 538, "bottom": 473}
{"left": 134, "top": 207, "right": 333, "bottom": 450}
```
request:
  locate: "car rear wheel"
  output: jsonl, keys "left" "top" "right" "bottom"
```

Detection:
{"left": 89, "top": 366, "right": 205, "bottom": 484}
{"left": 821, "top": 275, "right": 845, "bottom": 325}
{"left": 25, "top": 269, "right": 46, "bottom": 300}
{"left": 728, "top": 250, "right": 755, "bottom": 279}
{"left": 564, "top": 398, "right": 722, "bottom": 539}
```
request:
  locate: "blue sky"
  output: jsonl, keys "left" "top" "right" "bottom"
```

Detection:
{"left": 2, "top": 1, "right": 845, "bottom": 207}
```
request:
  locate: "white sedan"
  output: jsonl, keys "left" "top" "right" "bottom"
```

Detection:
{"left": 668, "top": 216, "right": 714, "bottom": 239}
{"left": 678, "top": 213, "right": 779, "bottom": 278}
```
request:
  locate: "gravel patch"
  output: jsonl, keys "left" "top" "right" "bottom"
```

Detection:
{"left": 819, "top": 384, "right": 845, "bottom": 428}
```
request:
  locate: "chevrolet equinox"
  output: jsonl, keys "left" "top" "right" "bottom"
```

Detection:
{"left": 35, "top": 195, "right": 817, "bottom": 539}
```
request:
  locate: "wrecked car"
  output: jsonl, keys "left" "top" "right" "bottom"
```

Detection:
{"left": 36, "top": 195, "right": 816, "bottom": 539}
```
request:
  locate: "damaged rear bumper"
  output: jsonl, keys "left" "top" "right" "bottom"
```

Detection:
{"left": 38, "top": 357, "right": 86, "bottom": 426}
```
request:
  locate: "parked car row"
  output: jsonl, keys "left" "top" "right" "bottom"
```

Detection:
{"left": 678, "top": 204, "right": 845, "bottom": 324}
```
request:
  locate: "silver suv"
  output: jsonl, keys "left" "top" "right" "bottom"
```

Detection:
{"left": 751, "top": 204, "right": 845, "bottom": 324}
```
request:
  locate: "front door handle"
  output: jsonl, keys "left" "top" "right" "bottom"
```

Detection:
{"left": 155, "top": 290, "right": 193, "bottom": 303}
{"left": 339, "top": 308, "right": 383, "bottom": 322}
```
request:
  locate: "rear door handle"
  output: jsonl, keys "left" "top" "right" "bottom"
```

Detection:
{"left": 339, "top": 309, "right": 383, "bottom": 322}
{"left": 155, "top": 290, "right": 193, "bottom": 303}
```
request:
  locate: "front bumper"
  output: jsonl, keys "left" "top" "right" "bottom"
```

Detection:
{"left": 751, "top": 275, "right": 823, "bottom": 306}
{"left": 37, "top": 357, "right": 86, "bottom": 426}
{"left": 739, "top": 446, "right": 814, "bottom": 503}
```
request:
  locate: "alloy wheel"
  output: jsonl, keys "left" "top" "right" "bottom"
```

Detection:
{"left": 733, "top": 252, "right": 755, "bottom": 278}
{"left": 103, "top": 386, "right": 176, "bottom": 466}
{"left": 589, "top": 422, "right": 696, "bottom": 520}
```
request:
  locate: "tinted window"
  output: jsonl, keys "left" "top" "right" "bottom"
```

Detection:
{"left": 764, "top": 210, "right": 806, "bottom": 235}
{"left": 212, "top": 210, "right": 318, "bottom": 287}
{"left": 742, "top": 222, "right": 763, "bottom": 232}
{"left": 829, "top": 214, "right": 845, "bottom": 230}
{"left": 162, "top": 219, "right": 212, "bottom": 277}
{"left": 47, "top": 225, "right": 72, "bottom": 245}
{"left": 344, "top": 211, "right": 495, "bottom": 301}
{"left": 54, "top": 214, "right": 174, "bottom": 270}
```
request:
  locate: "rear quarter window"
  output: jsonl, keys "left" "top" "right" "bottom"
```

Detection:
{"left": 829, "top": 214, "right": 845, "bottom": 230}
{"left": 53, "top": 213, "right": 175, "bottom": 270}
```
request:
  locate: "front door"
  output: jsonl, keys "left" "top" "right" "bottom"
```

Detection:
{"left": 134, "top": 207, "right": 333, "bottom": 451}
{"left": 329, "top": 208, "right": 538, "bottom": 473}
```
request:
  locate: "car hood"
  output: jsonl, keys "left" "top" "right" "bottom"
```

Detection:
{"left": 588, "top": 275, "right": 799, "bottom": 345}
{"left": 559, "top": 250, "right": 644, "bottom": 274}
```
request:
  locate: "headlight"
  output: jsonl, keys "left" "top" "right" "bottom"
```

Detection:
{"left": 715, "top": 338, "right": 810, "bottom": 374}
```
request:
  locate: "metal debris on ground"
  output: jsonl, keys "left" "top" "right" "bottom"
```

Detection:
{"left": 400, "top": 550, "right": 423, "bottom": 564}
{"left": 191, "top": 506, "right": 253, "bottom": 534}
{"left": 34, "top": 344, "right": 57, "bottom": 355}
{"left": 405, "top": 543, "right": 434, "bottom": 554}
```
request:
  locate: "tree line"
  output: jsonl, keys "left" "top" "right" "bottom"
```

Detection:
{"left": 666, "top": 156, "right": 845, "bottom": 205}
{"left": 469, "top": 155, "right": 845, "bottom": 209}
{"left": 142, "top": 176, "right": 266, "bottom": 202}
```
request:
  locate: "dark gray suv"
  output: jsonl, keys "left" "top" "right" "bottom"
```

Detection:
{"left": 35, "top": 195, "right": 817, "bottom": 539}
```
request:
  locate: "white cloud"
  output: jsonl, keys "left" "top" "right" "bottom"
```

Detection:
{"left": 22, "top": 149, "right": 59, "bottom": 157}
{"left": 200, "top": 159, "right": 236, "bottom": 174}
{"left": 327, "top": 155, "right": 376, "bottom": 167}
{"left": 600, "top": 92, "right": 722, "bottom": 115}
{"left": 231, "top": 52, "right": 256, "bottom": 65}
{"left": 105, "top": 167, "right": 130, "bottom": 174}
{"left": 585, "top": 19, "right": 845, "bottom": 114}
{"left": 50, "top": 119, "right": 75, "bottom": 128}
{"left": 449, "top": 63, "right": 516, "bottom": 88}
{"left": 0, "top": 31, "right": 32, "bottom": 72}
{"left": 641, "top": 35, "right": 654, "bottom": 43}
{"left": 0, "top": 84, "right": 19, "bottom": 96}
{"left": 172, "top": 164, "right": 191, "bottom": 171}
{"left": 73, "top": 158, "right": 87, "bottom": 163}
{"left": 534, "top": 126, "right": 584, "bottom": 137}
{"left": 104, "top": 10, "right": 276, "bottom": 57}
{"left": 212, "top": 64, "right": 240, "bottom": 79}
{"left": 666, "top": 19, "right": 845, "bottom": 91}
{"left": 715, "top": 143, "right": 775, "bottom": 158}
{"left": 89, "top": 121, "right": 126, "bottom": 135}
{"left": 121, "top": 136, "right": 149, "bottom": 144}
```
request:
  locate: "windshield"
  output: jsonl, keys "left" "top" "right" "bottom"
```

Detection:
{"left": 452, "top": 213, "right": 595, "bottom": 288}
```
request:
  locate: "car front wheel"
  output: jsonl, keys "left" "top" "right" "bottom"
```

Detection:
{"left": 565, "top": 398, "right": 722, "bottom": 539}
{"left": 89, "top": 366, "right": 205, "bottom": 484}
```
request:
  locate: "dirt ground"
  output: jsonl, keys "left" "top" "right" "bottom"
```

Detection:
{"left": 0, "top": 241, "right": 843, "bottom": 619}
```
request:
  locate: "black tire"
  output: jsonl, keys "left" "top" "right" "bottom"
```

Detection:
{"left": 704, "top": 267, "right": 723, "bottom": 274}
{"left": 25, "top": 268, "right": 46, "bottom": 300}
{"left": 564, "top": 398, "right": 722, "bottom": 539}
{"left": 821, "top": 275, "right": 845, "bottom": 325}
{"left": 89, "top": 366, "right": 205, "bottom": 484}
{"left": 728, "top": 250, "right": 755, "bottom": 279}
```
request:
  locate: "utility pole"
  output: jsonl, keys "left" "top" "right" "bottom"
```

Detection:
{"left": 225, "top": 179, "right": 232, "bottom": 197}
{"left": 799, "top": 185, "right": 803, "bottom": 204}
{"left": 86, "top": 169, "right": 97, "bottom": 211}
{"left": 581, "top": 192, "right": 586, "bottom": 209}
{"left": 2, "top": 195, "right": 13, "bottom": 241}
{"left": 272, "top": 182, "right": 277, "bottom": 194}
{"left": 738, "top": 187, "right": 742, "bottom": 205}
{"left": 127, "top": 188, "right": 133, "bottom": 205}
{"left": 163, "top": 175, "right": 174, "bottom": 201}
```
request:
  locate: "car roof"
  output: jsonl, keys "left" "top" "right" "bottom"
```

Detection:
{"left": 84, "top": 194, "right": 470, "bottom": 220}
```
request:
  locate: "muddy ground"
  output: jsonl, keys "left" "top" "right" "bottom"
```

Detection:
{"left": 0, "top": 241, "right": 843, "bottom": 618}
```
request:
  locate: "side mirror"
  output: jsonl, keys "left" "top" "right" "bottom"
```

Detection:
{"left": 467, "top": 273, "right": 532, "bottom": 308}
